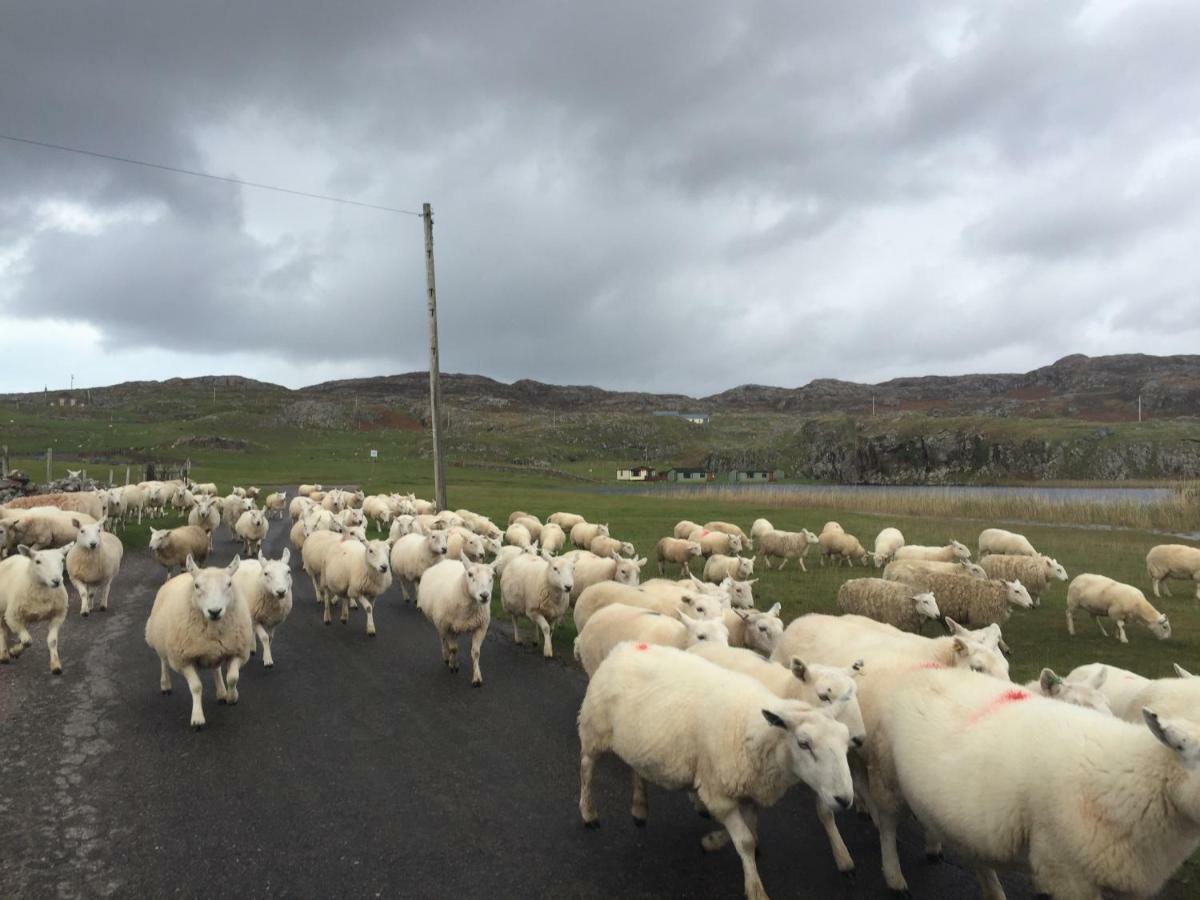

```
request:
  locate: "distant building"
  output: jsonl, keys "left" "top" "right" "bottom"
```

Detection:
{"left": 652, "top": 411, "right": 710, "bottom": 426}
{"left": 728, "top": 469, "right": 776, "bottom": 483}
{"left": 616, "top": 465, "right": 657, "bottom": 481}
{"left": 667, "top": 467, "right": 715, "bottom": 482}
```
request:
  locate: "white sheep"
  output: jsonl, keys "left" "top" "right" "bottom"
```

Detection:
{"left": 978, "top": 553, "right": 1067, "bottom": 607}
{"left": 511, "top": 515, "right": 543, "bottom": 543}
{"left": 750, "top": 518, "right": 774, "bottom": 545}
{"left": 321, "top": 539, "right": 392, "bottom": 636}
{"left": 539, "top": 522, "right": 567, "bottom": 555}
{"left": 234, "top": 508, "right": 269, "bottom": 558}
{"left": 0, "top": 544, "right": 73, "bottom": 673}
{"left": 1023, "top": 666, "right": 1111, "bottom": 713}
{"left": 1066, "top": 573, "right": 1170, "bottom": 643}
{"left": 390, "top": 531, "right": 450, "bottom": 603}
{"left": 416, "top": 558, "right": 495, "bottom": 686}
{"left": 835, "top": 578, "right": 940, "bottom": 634}
{"left": 232, "top": 550, "right": 293, "bottom": 668}
{"left": 300, "top": 527, "right": 351, "bottom": 606}
{"left": 871, "top": 527, "right": 905, "bottom": 567}
{"left": 673, "top": 519, "right": 702, "bottom": 540}
{"left": 446, "top": 526, "right": 486, "bottom": 563}
{"left": 643, "top": 573, "right": 754, "bottom": 609}
{"left": 66, "top": 518, "right": 123, "bottom": 617}
{"left": 978, "top": 527, "right": 1037, "bottom": 557}
{"left": 703, "top": 553, "right": 754, "bottom": 583}
{"left": 1106, "top": 664, "right": 1200, "bottom": 725}
{"left": 507, "top": 510, "right": 536, "bottom": 527}
{"left": 577, "top": 642, "right": 854, "bottom": 900}
{"left": 119, "top": 484, "right": 147, "bottom": 524}
{"left": 690, "top": 529, "right": 744, "bottom": 558}
{"left": 150, "top": 525, "right": 211, "bottom": 580}
{"left": 2, "top": 507, "right": 93, "bottom": 549}
{"left": 654, "top": 536, "right": 702, "bottom": 576}
{"left": 817, "top": 530, "right": 870, "bottom": 567}
{"left": 500, "top": 552, "right": 576, "bottom": 657}
{"left": 862, "top": 663, "right": 1200, "bottom": 898}
{"left": 891, "top": 540, "right": 970, "bottom": 563}
{"left": 885, "top": 569, "right": 1032, "bottom": 629}
{"left": 757, "top": 528, "right": 819, "bottom": 571}
{"left": 573, "top": 582, "right": 725, "bottom": 632}
{"left": 361, "top": 495, "right": 393, "bottom": 531}
{"left": 1064, "top": 663, "right": 1150, "bottom": 721}
{"left": 1146, "top": 544, "right": 1200, "bottom": 600}
{"left": 724, "top": 603, "right": 784, "bottom": 655}
{"left": 564, "top": 550, "right": 645, "bottom": 603}
{"left": 771, "top": 613, "right": 1010, "bottom": 680}
{"left": 144, "top": 556, "right": 252, "bottom": 730}
{"left": 573, "top": 603, "right": 729, "bottom": 676}
{"left": 289, "top": 495, "right": 314, "bottom": 522}
{"left": 589, "top": 534, "right": 635, "bottom": 560}
{"left": 188, "top": 498, "right": 221, "bottom": 551}
{"left": 504, "top": 522, "right": 534, "bottom": 550}
{"left": 547, "top": 511, "right": 585, "bottom": 530}
{"left": 191, "top": 482, "right": 218, "bottom": 497}
{"left": 221, "top": 495, "right": 254, "bottom": 534}
{"left": 703, "top": 520, "right": 752, "bottom": 547}
{"left": 571, "top": 521, "right": 609, "bottom": 549}
{"left": 492, "top": 544, "right": 535, "bottom": 578}
{"left": 882, "top": 558, "right": 988, "bottom": 581}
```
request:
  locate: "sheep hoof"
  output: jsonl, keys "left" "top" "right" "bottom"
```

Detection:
{"left": 191, "top": 722, "right": 205, "bottom": 732}
{"left": 264, "top": 662, "right": 273, "bottom": 670}
{"left": 889, "top": 890, "right": 911, "bottom": 899}
{"left": 472, "top": 680, "right": 482, "bottom": 688}
{"left": 583, "top": 820, "right": 600, "bottom": 830}
{"left": 840, "top": 869, "right": 856, "bottom": 881}
{"left": 367, "top": 630, "right": 377, "bottom": 638}
{"left": 81, "top": 610, "right": 89, "bottom": 618}
{"left": 249, "top": 648, "right": 256, "bottom": 656}
{"left": 217, "top": 697, "right": 228, "bottom": 705}
{"left": 925, "top": 851, "right": 943, "bottom": 863}
{"left": 697, "top": 808, "right": 712, "bottom": 820}
{"left": 52, "top": 666, "right": 63, "bottom": 676}
{"left": 161, "top": 689, "right": 173, "bottom": 695}
{"left": 324, "top": 620, "right": 331, "bottom": 626}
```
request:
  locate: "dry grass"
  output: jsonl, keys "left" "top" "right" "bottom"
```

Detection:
{"left": 639, "top": 483, "right": 1200, "bottom": 534}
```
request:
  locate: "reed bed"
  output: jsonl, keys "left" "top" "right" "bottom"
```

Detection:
{"left": 637, "top": 483, "right": 1200, "bottom": 534}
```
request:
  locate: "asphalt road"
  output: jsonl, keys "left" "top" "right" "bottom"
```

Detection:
{"left": 0, "top": 508, "right": 1036, "bottom": 899}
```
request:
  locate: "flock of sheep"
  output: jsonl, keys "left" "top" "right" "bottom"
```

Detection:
{"left": 3, "top": 479, "right": 1200, "bottom": 898}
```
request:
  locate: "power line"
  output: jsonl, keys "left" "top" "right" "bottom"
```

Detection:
{"left": 0, "top": 133, "right": 423, "bottom": 216}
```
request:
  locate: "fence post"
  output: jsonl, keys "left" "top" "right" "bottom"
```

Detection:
{"left": 46, "top": 447, "right": 52, "bottom": 484}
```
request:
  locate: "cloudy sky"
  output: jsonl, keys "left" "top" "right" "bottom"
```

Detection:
{"left": 2, "top": 1, "right": 1198, "bottom": 396}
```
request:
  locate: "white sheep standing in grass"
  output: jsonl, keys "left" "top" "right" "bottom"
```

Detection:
{"left": 690, "top": 529, "right": 744, "bottom": 558}
{"left": 655, "top": 536, "right": 702, "bottom": 576}
{"left": 871, "top": 527, "right": 905, "bottom": 567}
{"left": 589, "top": 534, "right": 635, "bottom": 560}
{"left": 500, "top": 552, "right": 576, "bottom": 657}
{"left": 417, "top": 559, "right": 495, "bottom": 686}
{"left": 644, "top": 573, "right": 755, "bottom": 609}
{"left": 144, "top": 556, "right": 252, "bottom": 730}
{"left": 882, "top": 559, "right": 987, "bottom": 581}
{"left": 703, "top": 520, "right": 752, "bottom": 548}
{"left": 320, "top": 539, "right": 392, "bottom": 636}
{"left": 750, "top": 518, "right": 774, "bottom": 546}
{"left": 446, "top": 526, "right": 486, "bottom": 563}
{"left": 234, "top": 508, "right": 269, "bottom": 558}
{"left": 673, "top": 519, "right": 702, "bottom": 540}
{"left": 835, "top": 578, "right": 940, "bottom": 634}
{"left": 573, "top": 603, "right": 729, "bottom": 676}
{"left": 757, "top": 528, "right": 819, "bottom": 571}
{"left": 818, "top": 530, "right": 870, "bottom": 567}
{"left": 571, "top": 521, "right": 609, "bottom": 549}
{"left": 539, "top": 522, "right": 567, "bottom": 555}
{"left": 577, "top": 642, "right": 853, "bottom": 900}
{"left": 232, "top": 550, "right": 293, "bottom": 668}
{"left": 66, "top": 518, "right": 123, "bottom": 617}
{"left": 504, "top": 522, "right": 534, "bottom": 550}
{"left": 390, "top": 531, "right": 450, "bottom": 604}
{"left": 978, "top": 527, "right": 1038, "bottom": 557}
{"left": 885, "top": 569, "right": 1032, "bottom": 629}
{"left": 861, "top": 663, "right": 1200, "bottom": 898}
{"left": 0, "top": 544, "right": 73, "bottom": 673}
{"left": 547, "top": 511, "right": 585, "bottom": 530}
{"left": 150, "top": 525, "right": 211, "bottom": 580}
{"left": 892, "top": 540, "right": 971, "bottom": 563}
{"left": 573, "top": 582, "right": 725, "bottom": 632}
{"left": 1146, "top": 544, "right": 1200, "bottom": 600}
{"left": 507, "top": 510, "right": 536, "bottom": 526}
{"left": 1066, "top": 573, "right": 1170, "bottom": 643}
{"left": 978, "top": 553, "right": 1067, "bottom": 607}
{"left": 492, "top": 544, "right": 535, "bottom": 578}
{"left": 703, "top": 554, "right": 754, "bottom": 582}
{"left": 511, "top": 515, "right": 543, "bottom": 543}
{"left": 564, "top": 551, "right": 645, "bottom": 603}
{"left": 1023, "top": 666, "right": 1111, "bottom": 713}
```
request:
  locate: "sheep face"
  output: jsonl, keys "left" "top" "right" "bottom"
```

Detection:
{"left": 364, "top": 540, "right": 390, "bottom": 575}
{"left": 1004, "top": 580, "right": 1034, "bottom": 609}
{"left": 678, "top": 592, "right": 724, "bottom": 620}
{"left": 761, "top": 706, "right": 853, "bottom": 813}
{"left": 1038, "top": 667, "right": 1112, "bottom": 714}
{"left": 911, "top": 591, "right": 940, "bottom": 621}
{"left": 735, "top": 557, "right": 754, "bottom": 579}
{"left": 464, "top": 562, "right": 495, "bottom": 605}
{"left": 428, "top": 531, "right": 450, "bottom": 557}
{"left": 720, "top": 576, "right": 756, "bottom": 610}
{"left": 345, "top": 525, "right": 367, "bottom": 542}
{"left": 19, "top": 544, "right": 71, "bottom": 589}
{"left": 794, "top": 662, "right": 867, "bottom": 749}
{"left": 740, "top": 604, "right": 783, "bottom": 654}
{"left": 951, "top": 636, "right": 1010, "bottom": 678}
{"left": 548, "top": 557, "right": 576, "bottom": 598}
{"left": 618, "top": 541, "right": 636, "bottom": 558}
{"left": 1150, "top": 615, "right": 1172, "bottom": 640}
{"left": 687, "top": 541, "right": 702, "bottom": 558}
{"left": 614, "top": 558, "right": 645, "bottom": 586}
{"left": 803, "top": 529, "right": 819, "bottom": 545}
{"left": 727, "top": 535, "right": 744, "bottom": 554}
{"left": 1043, "top": 557, "right": 1068, "bottom": 581}
{"left": 950, "top": 540, "right": 971, "bottom": 561}
{"left": 258, "top": 550, "right": 293, "bottom": 599}
{"left": 186, "top": 556, "right": 240, "bottom": 622}
{"left": 73, "top": 519, "right": 104, "bottom": 551}
{"left": 680, "top": 611, "right": 729, "bottom": 646}
{"left": 960, "top": 562, "right": 987, "bottom": 579}
{"left": 149, "top": 529, "right": 169, "bottom": 552}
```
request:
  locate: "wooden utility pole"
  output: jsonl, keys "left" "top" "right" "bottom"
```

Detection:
{"left": 423, "top": 202, "right": 447, "bottom": 511}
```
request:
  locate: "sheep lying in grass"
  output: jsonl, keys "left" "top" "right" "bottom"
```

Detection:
{"left": 145, "top": 556, "right": 252, "bottom": 730}
{"left": 417, "top": 559, "right": 495, "bottom": 686}
{"left": 321, "top": 539, "right": 392, "bottom": 636}
{"left": 577, "top": 642, "right": 853, "bottom": 900}
{"left": 232, "top": 550, "right": 293, "bottom": 668}
{"left": 885, "top": 569, "right": 1032, "bottom": 629}
{"left": 978, "top": 554, "right": 1067, "bottom": 607}
{"left": 703, "top": 554, "right": 753, "bottom": 582}
{"left": 892, "top": 540, "right": 971, "bottom": 563}
{"left": 758, "top": 528, "right": 819, "bottom": 571}
{"left": 871, "top": 527, "right": 905, "bottom": 567}
{"left": 500, "top": 552, "right": 576, "bottom": 657}
{"left": 1146, "top": 544, "right": 1200, "bottom": 600}
{"left": 835, "top": 578, "right": 940, "bottom": 634}
{"left": 1023, "top": 667, "right": 1111, "bottom": 713}
{"left": 235, "top": 508, "right": 269, "bottom": 558}
{"left": 66, "top": 519, "right": 123, "bottom": 617}
{"left": 150, "top": 526, "right": 211, "bottom": 580}
{"left": 0, "top": 544, "right": 73, "bottom": 673}
{"left": 655, "top": 537, "right": 702, "bottom": 576}
{"left": 1066, "top": 573, "right": 1170, "bottom": 643}
{"left": 978, "top": 527, "right": 1037, "bottom": 557}
{"left": 573, "top": 603, "right": 728, "bottom": 676}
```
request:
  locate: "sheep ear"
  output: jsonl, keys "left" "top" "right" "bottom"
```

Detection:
{"left": 280, "top": 548, "right": 290, "bottom": 566}
{"left": 945, "top": 617, "right": 968, "bottom": 636}
{"left": 850, "top": 659, "right": 865, "bottom": 676}
{"left": 226, "top": 555, "right": 241, "bottom": 576}
{"left": 185, "top": 554, "right": 198, "bottom": 574}
{"left": 18, "top": 544, "right": 33, "bottom": 558}
{"left": 790, "top": 658, "right": 809, "bottom": 682}
{"left": 1089, "top": 665, "right": 1108, "bottom": 688}
{"left": 1039, "top": 668, "right": 1063, "bottom": 696}
{"left": 761, "top": 709, "right": 788, "bottom": 729}
{"left": 734, "top": 608, "right": 750, "bottom": 621}
{"left": 952, "top": 637, "right": 968, "bottom": 656}
{"left": 636, "top": 557, "right": 647, "bottom": 567}
{"left": 1174, "top": 663, "right": 1195, "bottom": 679}
{"left": 766, "top": 602, "right": 781, "bottom": 617}
{"left": 1143, "top": 708, "right": 1200, "bottom": 762}
{"left": 71, "top": 517, "right": 81, "bottom": 529}
{"left": 747, "top": 578, "right": 758, "bottom": 585}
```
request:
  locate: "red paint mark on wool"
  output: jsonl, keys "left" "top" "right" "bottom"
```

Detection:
{"left": 634, "top": 643, "right": 649, "bottom": 651}
{"left": 968, "top": 689, "right": 1030, "bottom": 724}
{"left": 912, "top": 662, "right": 945, "bottom": 670}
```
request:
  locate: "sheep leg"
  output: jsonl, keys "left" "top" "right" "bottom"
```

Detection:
{"left": 1091, "top": 615, "right": 1108, "bottom": 638}
{"left": 224, "top": 657, "right": 241, "bottom": 705}
{"left": 1194, "top": 580, "right": 1200, "bottom": 602}
{"left": 1152, "top": 578, "right": 1162, "bottom": 599}
{"left": 73, "top": 578, "right": 90, "bottom": 617}
{"left": 718, "top": 806, "right": 767, "bottom": 900}
{"left": 322, "top": 592, "right": 333, "bottom": 625}
{"left": 510, "top": 616, "right": 522, "bottom": 643}
{"left": 798, "top": 556, "right": 808, "bottom": 572}
{"left": 656, "top": 559, "right": 665, "bottom": 576}
{"left": 778, "top": 558, "right": 788, "bottom": 570}
{"left": 815, "top": 798, "right": 855, "bottom": 874}
{"left": 1162, "top": 579, "right": 1173, "bottom": 598}
{"left": 531, "top": 612, "right": 554, "bottom": 658}
{"left": 630, "top": 771, "right": 648, "bottom": 825}
{"left": 438, "top": 631, "right": 453, "bottom": 667}
{"left": 762, "top": 555, "right": 772, "bottom": 570}
{"left": 46, "top": 609, "right": 65, "bottom": 674}
{"left": 182, "top": 665, "right": 206, "bottom": 730}
{"left": 578, "top": 750, "right": 600, "bottom": 827}
{"left": 159, "top": 657, "right": 172, "bottom": 694}
{"left": 11, "top": 618, "right": 33, "bottom": 655}
{"left": 0, "top": 618, "right": 12, "bottom": 663}
{"left": 99, "top": 578, "right": 113, "bottom": 612}
{"left": 360, "top": 597, "right": 376, "bottom": 636}
{"left": 339, "top": 594, "right": 350, "bottom": 624}
{"left": 1116, "top": 619, "right": 1128, "bottom": 643}
{"left": 469, "top": 627, "right": 485, "bottom": 686}
{"left": 350, "top": 597, "right": 359, "bottom": 609}
{"left": 213, "top": 667, "right": 228, "bottom": 703}
{"left": 974, "top": 867, "right": 1007, "bottom": 900}
{"left": 447, "top": 637, "right": 460, "bottom": 673}
{"left": 255, "top": 623, "right": 273, "bottom": 667}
